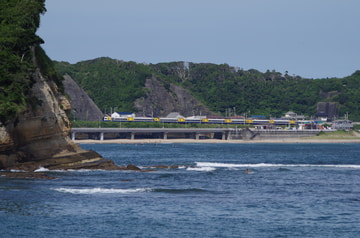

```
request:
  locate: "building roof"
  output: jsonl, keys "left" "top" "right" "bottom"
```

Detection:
{"left": 166, "top": 112, "right": 184, "bottom": 118}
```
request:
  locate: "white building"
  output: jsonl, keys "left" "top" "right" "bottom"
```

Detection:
{"left": 111, "top": 112, "right": 135, "bottom": 119}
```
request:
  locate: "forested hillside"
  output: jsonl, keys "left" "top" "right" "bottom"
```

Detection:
{"left": 55, "top": 58, "right": 360, "bottom": 121}
{"left": 0, "top": 0, "right": 61, "bottom": 123}
{"left": 55, "top": 58, "right": 151, "bottom": 113}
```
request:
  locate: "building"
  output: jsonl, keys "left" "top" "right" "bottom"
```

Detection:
{"left": 282, "top": 111, "right": 305, "bottom": 120}
{"left": 165, "top": 112, "right": 184, "bottom": 119}
{"left": 111, "top": 112, "right": 135, "bottom": 119}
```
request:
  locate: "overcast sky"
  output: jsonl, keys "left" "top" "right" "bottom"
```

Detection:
{"left": 38, "top": 0, "right": 360, "bottom": 79}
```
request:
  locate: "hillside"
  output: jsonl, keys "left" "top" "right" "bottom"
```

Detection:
{"left": 55, "top": 58, "right": 360, "bottom": 121}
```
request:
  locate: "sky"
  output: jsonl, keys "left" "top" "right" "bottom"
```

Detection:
{"left": 38, "top": 0, "right": 360, "bottom": 79}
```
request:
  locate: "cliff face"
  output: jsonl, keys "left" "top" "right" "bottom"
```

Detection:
{"left": 134, "top": 77, "right": 213, "bottom": 117}
{"left": 0, "top": 69, "right": 118, "bottom": 171}
{"left": 63, "top": 74, "right": 104, "bottom": 121}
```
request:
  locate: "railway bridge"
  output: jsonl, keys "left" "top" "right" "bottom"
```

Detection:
{"left": 70, "top": 128, "right": 321, "bottom": 141}
{"left": 71, "top": 128, "right": 234, "bottom": 141}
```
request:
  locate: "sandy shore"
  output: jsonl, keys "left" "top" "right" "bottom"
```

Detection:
{"left": 75, "top": 138, "right": 360, "bottom": 144}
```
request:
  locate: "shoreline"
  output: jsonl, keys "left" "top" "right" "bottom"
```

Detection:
{"left": 75, "top": 138, "right": 360, "bottom": 144}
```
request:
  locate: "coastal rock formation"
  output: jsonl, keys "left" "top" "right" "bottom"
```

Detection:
{"left": 134, "top": 77, "right": 213, "bottom": 117}
{"left": 63, "top": 74, "right": 104, "bottom": 121}
{"left": 0, "top": 1, "right": 121, "bottom": 175}
{"left": 0, "top": 69, "right": 118, "bottom": 172}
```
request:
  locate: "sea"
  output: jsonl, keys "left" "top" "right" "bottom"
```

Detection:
{"left": 1, "top": 143, "right": 360, "bottom": 238}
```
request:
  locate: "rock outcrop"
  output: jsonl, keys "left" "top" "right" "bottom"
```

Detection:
{"left": 0, "top": 69, "right": 118, "bottom": 172}
{"left": 134, "top": 77, "right": 213, "bottom": 117}
{"left": 63, "top": 74, "right": 104, "bottom": 121}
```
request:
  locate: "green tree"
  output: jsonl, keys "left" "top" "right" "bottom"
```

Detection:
{"left": 0, "top": 0, "right": 48, "bottom": 123}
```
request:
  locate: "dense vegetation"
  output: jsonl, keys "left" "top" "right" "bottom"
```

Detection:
{"left": 55, "top": 58, "right": 360, "bottom": 121}
{"left": 0, "top": 0, "right": 60, "bottom": 124}
{"left": 56, "top": 58, "right": 152, "bottom": 112}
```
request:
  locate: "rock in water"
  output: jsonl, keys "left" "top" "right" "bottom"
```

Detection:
{"left": 126, "top": 164, "right": 142, "bottom": 171}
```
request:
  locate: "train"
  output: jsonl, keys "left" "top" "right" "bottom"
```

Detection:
{"left": 103, "top": 116, "right": 300, "bottom": 126}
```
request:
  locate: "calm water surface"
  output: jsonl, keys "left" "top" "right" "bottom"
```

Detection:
{"left": 1, "top": 143, "right": 360, "bottom": 237}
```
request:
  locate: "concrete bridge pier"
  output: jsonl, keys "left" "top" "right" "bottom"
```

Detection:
{"left": 131, "top": 132, "right": 135, "bottom": 140}
{"left": 71, "top": 132, "right": 76, "bottom": 141}
{"left": 100, "top": 132, "right": 104, "bottom": 141}
{"left": 163, "top": 132, "right": 168, "bottom": 140}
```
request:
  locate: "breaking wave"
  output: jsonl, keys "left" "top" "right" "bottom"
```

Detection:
{"left": 187, "top": 166, "right": 216, "bottom": 172}
{"left": 53, "top": 187, "right": 152, "bottom": 194}
{"left": 195, "top": 162, "right": 360, "bottom": 169}
{"left": 34, "top": 167, "right": 49, "bottom": 172}
{"left": 153, "top": 188, "right": 208, "bottom": 194}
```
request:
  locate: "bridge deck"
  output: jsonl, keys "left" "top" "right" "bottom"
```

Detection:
{"left": 70, "top": 128, "right": 321, "bottom": 141}
{"left": 70, "top": 128, "right": 233, "bottom": 141}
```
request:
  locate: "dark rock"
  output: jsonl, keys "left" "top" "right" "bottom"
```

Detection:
{"left": 126, "top": 164, "right": 141, "bottom": 171}
{"left": 134, "top": 77, "right": 213, "bottom": 117}
{"left": 7, "top": 151, "right": 121, "bottom": 172}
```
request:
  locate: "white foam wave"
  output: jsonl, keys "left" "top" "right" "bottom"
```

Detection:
{"left": 196, "top": 162, "right": 246, "bottom": 168}
{"left": 53, "top": 187, "right": 152, "bottom": 194}
{"left": 34, "top": 168, "right": 104, "bottom": 173}
{"left": 318, "top": 164, "right": 360, "bottom": 169}
{"left": 195, "top": 162, "right": 360, "bottom": 169}
{"left": 10, "top": 169, "right": 25, "bottom": 172}
{"left": 187, "top": 166, "right": 216, "bottom": 172}
{"left": 34, "top": 167, "right": 49, "bottom": 172}
{"left": 67, "top": 169, "right": 101, "bottom": 172}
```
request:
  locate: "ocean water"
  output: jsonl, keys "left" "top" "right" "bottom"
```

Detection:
{"left": 1, "top": 143, "right": 360, "bottom": 238}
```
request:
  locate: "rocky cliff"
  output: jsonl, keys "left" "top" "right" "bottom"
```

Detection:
{"left": 63, "top": 74, "right": 104, "bottom": 121}
{"left": 134, "top": 77, "right": 213, "bottom": 117}
{"left": 0, "top": 68, "right": 118, "bottom": 172}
